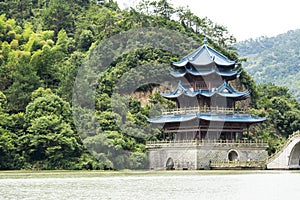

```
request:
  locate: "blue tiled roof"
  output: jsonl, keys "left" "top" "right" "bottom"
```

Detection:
{"left": 173, "top": 44, "right": 236, "bottom": 67}
{"left": 197, "top": 113, "right": 266, "bottom": 123}
{"left": 162, "top": 81, "right": 250, "bottom": 100}
{"left": 147, "top": 114, "right": 197, "bottom": 123}
{"left": 170, "top": 65, "right": 240, "bottom": 78}
{"left": 148, "top": 113, "right": 266, "bottom": 124}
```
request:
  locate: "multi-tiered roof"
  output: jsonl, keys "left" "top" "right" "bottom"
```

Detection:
{"left": 148, "top": 40, "right": 265, "bottom": 134}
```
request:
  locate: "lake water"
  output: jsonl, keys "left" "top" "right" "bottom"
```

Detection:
{"left": 0, "top": 170, "right": 299, "bottom": 200}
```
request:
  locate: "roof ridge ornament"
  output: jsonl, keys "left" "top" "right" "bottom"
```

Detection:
{"left": 203, "top": 37, "right": 207, "bottom": 45}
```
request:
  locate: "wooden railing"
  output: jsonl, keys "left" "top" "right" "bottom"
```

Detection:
{"left": 210, "top": 160, "right": 266, "bottom": 168}
{"left": 146, "top": 139, "right": 268, "bottom": 148}
{"left": 162, "top": 106, "right": 250, "bottom": 115}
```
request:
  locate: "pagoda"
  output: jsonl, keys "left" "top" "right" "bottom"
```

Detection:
{"left": 146, "top": 39, "right": 268, "bottom": 170}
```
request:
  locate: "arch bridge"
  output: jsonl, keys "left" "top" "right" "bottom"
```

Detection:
{"left": 267, "top": 131, "right": 300, "bottom": 169}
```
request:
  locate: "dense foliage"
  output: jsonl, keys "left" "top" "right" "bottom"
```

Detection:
{"left": 236, "top": 29, "right": 300, "bottom": 101}
{"left": 251, "top": 83, "right": 300, "bottom": 154}
{"left": 0, "top": 0, "right": 298, "bottom": 169}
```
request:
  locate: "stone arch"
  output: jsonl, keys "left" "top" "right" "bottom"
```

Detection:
{"left": 288, "top": 141, "right": 300, "bottom": 168}
{"left": 228, "top": 150, "right": 239, "bottom": 161}
{"left": 166, "top": 157, "right": 174, "bottom": 170}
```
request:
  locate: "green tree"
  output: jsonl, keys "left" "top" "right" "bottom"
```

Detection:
{"left": 0, "top": 91, "right": 25, "bottom": 169}
{"left": 57, "top": 51, "right": 85, "bottom": 102}
{"left": 30, "top": 30, "right": 69, "bottom": 89}
{"left": 78, "top": 29, "right": 94, "bottom": 51}
{"left": 5, "top": 53, "right": 40, "bottom": 113}
{"left": 23, "top": 88, "right": 84, "bottom": 169}
{"left": 255, "top": 83, "right": 300, "bottom": 140}
{"left": 42, "top": 0, "right": 75, "bottom": 35}
{"left": 0, "top": 127, "right": 22, "bottom": 169}
{"left": 151, "top": 0, "right": 174, "bottom": 19}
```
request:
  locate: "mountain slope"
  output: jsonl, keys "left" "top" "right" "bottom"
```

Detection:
{"left": 236, "top": 29, "right": 300, "bottom": 101}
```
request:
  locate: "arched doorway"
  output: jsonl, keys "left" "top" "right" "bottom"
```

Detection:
{"left": 228, "top": 150, "right": 239, "bottom": 161}
{"left": 289, "top": 142, "right": 300, "bottom": 168}
{"left": 166, "top": 157, "right": 174, "bottom": 170}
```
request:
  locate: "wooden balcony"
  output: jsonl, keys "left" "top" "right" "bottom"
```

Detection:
{"left": 162, "top": 106, "right": 250, "bottom": 116}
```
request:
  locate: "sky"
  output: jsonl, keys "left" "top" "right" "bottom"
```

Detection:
{"left": 116, "top": 0, "right": 300, "bottom": 41}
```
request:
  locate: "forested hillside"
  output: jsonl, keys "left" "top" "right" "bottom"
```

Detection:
{"left": 236, "top": 29, "right": 300, "bottom": 101}
{"left": 0, "top": 0, "right": 299, "bottom": 170}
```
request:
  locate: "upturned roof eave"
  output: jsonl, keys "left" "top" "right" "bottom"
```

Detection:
{"left": 172, "top": 44, "right": 236, "bottom": 68}
{"left": 170, "top": 66, "right": 239, "bottom": 78}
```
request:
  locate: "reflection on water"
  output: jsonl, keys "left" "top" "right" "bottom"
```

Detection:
{"left": 0, "top": 171, "right": 299, "bottom": 200}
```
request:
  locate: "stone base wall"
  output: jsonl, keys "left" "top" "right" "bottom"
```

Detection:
{"left": 149, "top": 147, "right": 198, "bottom": 170}
{"left": 148, "top": 144, "right": 268, "bottom": 170}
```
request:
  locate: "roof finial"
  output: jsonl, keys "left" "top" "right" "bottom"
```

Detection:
{"left": 203, "top": 37, "right": 207, "bottom": 45}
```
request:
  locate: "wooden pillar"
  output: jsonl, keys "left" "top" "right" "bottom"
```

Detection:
{"left": 247, "top": 125, "right": 250, "bottom": 140}
{"left": 233, "top": 100, "right": 236, "bottom": 111}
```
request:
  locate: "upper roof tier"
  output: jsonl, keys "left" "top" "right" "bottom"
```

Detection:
{"left": 173, "top": 41, "right": 236, "bottom": 68}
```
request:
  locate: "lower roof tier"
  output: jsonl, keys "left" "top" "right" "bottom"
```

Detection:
{"left": 148, "top": 113, "right": 266, "bottom": 124}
